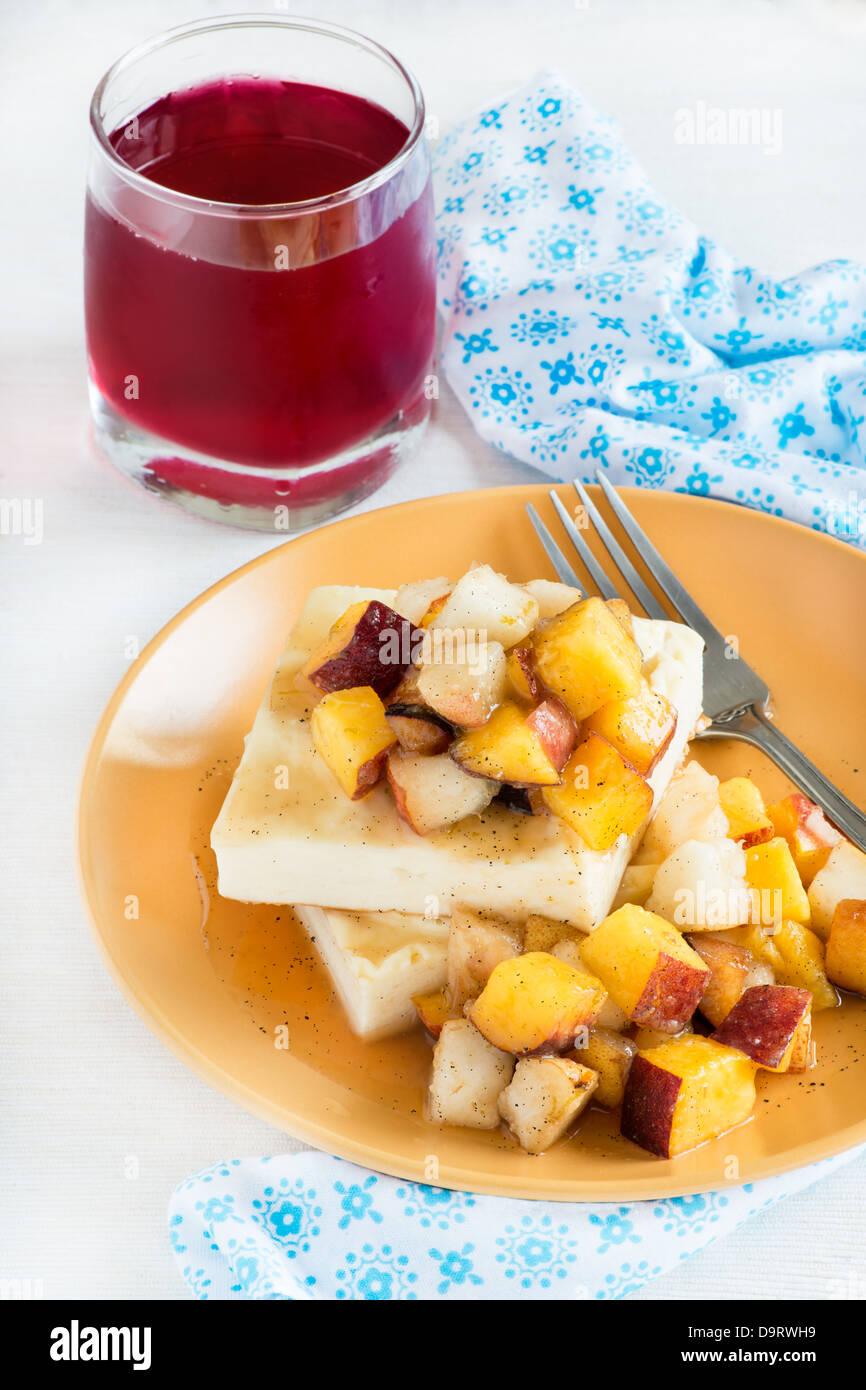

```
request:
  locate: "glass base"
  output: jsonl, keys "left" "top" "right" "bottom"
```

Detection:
{"left": 88, "top": 384, "right": 430, "bottom": 531}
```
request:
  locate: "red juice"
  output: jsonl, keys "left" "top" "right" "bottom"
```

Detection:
{"left": 84, "top": 78, "right": 436, "bottom": 487}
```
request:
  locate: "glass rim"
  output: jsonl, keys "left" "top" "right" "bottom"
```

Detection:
{"left": 89, "top": 11, "right": 427, "bottom": 220}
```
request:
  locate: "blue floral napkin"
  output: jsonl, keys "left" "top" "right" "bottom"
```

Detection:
{"left": 169, "top": 1149, "right": 862, "bottom": 1300}
{"left": 434, "top": 72, "right": 866, "bottom": 546}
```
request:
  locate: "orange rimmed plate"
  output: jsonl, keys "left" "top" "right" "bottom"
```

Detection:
{"left": 76, "top": 485, "right": 866, "bottom": 1200}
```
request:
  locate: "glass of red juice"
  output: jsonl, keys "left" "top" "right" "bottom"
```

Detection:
{"left": 85, "top": 16, "right": 436, "bottom": 530}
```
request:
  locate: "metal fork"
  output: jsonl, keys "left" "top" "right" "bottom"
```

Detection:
{"left": 527, "top": 472, "right": 866, "bottom": 851}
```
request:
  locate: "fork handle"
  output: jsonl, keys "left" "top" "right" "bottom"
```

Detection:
{"left": 700, "top": 706, "right": 866, "bottom": 853}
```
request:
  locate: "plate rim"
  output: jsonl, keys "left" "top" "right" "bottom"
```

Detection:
{"left": 75, "top": 483, "right": 866, "bottom": 1201}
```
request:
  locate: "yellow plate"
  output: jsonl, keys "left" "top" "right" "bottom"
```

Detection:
{"left": 76, "top": 485, "right": 866, "bottom": 1200}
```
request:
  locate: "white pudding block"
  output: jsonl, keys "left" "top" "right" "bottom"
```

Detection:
{"left": 294, "top": 905, "right": 448, "bottom": 1039}
{"left": 212, "top": 584, "right": 705, "bottom": 932}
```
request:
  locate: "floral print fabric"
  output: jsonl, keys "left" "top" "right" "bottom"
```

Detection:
{"left": 169, "top": 1148, "right": 861, "bottom": 1300}
{"left": 434, "top": 73, "right": 866, "bottom": 547}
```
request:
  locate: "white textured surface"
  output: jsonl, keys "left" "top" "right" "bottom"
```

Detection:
{"left": 3, "top": 0, "right": 866, "bottom": 1301}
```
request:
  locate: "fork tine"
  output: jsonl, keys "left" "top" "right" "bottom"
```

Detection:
{"left": 525, "top": 504, "right": 582, "bottom": 589}
{"left": 548, "top": 492, "right": 621, "bottom": 600}
{"left": 572, "top": 480, "right": 668, "bottom": 620}
{"left": 594, "top": 471, "right": 730, "bottom": 651}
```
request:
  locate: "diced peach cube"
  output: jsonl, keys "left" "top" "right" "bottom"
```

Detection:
{"left": 719, "top": 777, "right": 774, "bottom": 848}
{"left": 468, "top": 952, "right": 606, "bottom": 1054}
{"left": 768, "top": 792, "right": 842, "bottom": 887}
{"left": 302, "top": 600, "right": 420, "bottom": 697}
{"left": 808, "top": 842, "right": 866, "bottom": 938}
{"left": 531, "top": 595, "right": 642, "bottom": 721}
{"left": 711, "top": 984, "right": 812, "bottom": 1072}
{"left": 745, "top": 837, "right": 810, "bottom": 925}
{"left": 621, "top": 1035, "right": 757, "bottom": 1158}
{"left": 584, "top": 680, "right": 677, "bottom": 776}
{"left": 688, "top": 934, "right": 771, "bottom": 1027}
{"left": 310, "top": 686, "right": 396, "bottom": 800}
{"left": 542, "top": 731, "right": 653, "bottom": 851}
{"left": 826, "top": 898, "right": 866, "bottom": 996}
{"left": 451, "top": 700, "right": 567, "bottom": 787}
{"left": 579, "top": 903, "right": 709, "bottom": 1033}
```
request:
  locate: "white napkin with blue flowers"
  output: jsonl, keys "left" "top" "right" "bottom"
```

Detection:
{"left": 434, "top": 72, "right": 866, "bottom": 547}
{"left": 170, "top": 76, "right": 866, "bottom": 1300}
{"left": 169, "top": 1149, "right": 862, "bottom": 1300}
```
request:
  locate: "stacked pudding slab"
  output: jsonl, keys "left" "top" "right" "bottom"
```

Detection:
{"left": 212, "top": 583, "right": 704, "bottom": 1037}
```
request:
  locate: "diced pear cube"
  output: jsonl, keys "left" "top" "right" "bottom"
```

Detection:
{"left": 498, "top": 1056, "right": 598, "bottom": 1154}
{"left": 428, "top": 1019, "right": 514, "bottom": 1128}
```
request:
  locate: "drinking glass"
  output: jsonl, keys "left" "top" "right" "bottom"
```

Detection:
{"left": 85, "top": 15, "right": 436, "bottom": 530}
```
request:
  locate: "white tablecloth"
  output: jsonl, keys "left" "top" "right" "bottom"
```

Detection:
{"left": 3, "top": 0, "right": 866, "bottom": 1300}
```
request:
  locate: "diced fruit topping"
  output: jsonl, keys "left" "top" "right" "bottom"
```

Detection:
{"left": 446, "top": 905, "right": 523, "bottom": 1013}
{"left": 719, "top": 777, "right": 774, "bottom": 848}
{"left": 493, "top": 784, "right": 535, "bottom": 815}
{"left": 385, "top": 703, "right": 453, "bottom": 754}
{"left": 522, "top": 914, "right": 584, "bottom": 954}
{"left": 610, "top": 864, "right": 658, "bottom": 911}
{"left": 632, "top": 1023, "right": 693, "bottom": 1050}
{"left": 549, "top": 937, "right": 593, "bottom": 970}
{"left": 808, "top": 841, "right": 866, "bottom": 938}
{"left": 542, "top": 731, "right": 653, "bottom": 851}
{"left": 393, "top": 577, "right": 451, "bottom": 625}
{"left": 387, "top": 661, "right": 425, "bottom": 706}
{"left": 584, "top": 679, "right": 677, "bottom": 776}
{"left": 310, "top": 686, "right": 396, "bottom": 800}
{"left": 768, "top": 792, "right": 842, "bottom": 887}
{"left": 571, "top": 1028, "right": 637, "bottom": 1109}
{"left": 428, "top": 564, "right": 539, "bottom": 647}
{"left": 771, "top": 919, "right": 837, "bottom": 1011}
{"left": 387, "top": 749, "right": 497, "bottom": 836}
{"left": 420, "top": 593, "right": 450, "bottom": 626}
{"left": 525, "top": 698, "right": 579, "bottom": 772}
{"left": 550, "top": 949, "right": 629, "bottom": 1021}
{"left": 302, "top": 600, "right": 422, "bottom": 698}
{"left": 451, "top": 700, "right": 571, "bottom": 787}
{"left": 745, "top": 837, "right": 811, "bottom": 925}
{"left": 593, "top": 994, "right": 632, "bottom": 1033}
{"left": 711, "top": 985, "right": 812, "bottom": 1072}
{"left": 522, "top": 578, "right": 581, "bottom": 619}
{"left": 580, "top": 903, "right": 710, "bottom": 1033}
{"left": 498, "top": 1057, "right": 598, "bottom": 1154}
{"left": 636, "top": 762, "right": 729, "bottom": 864}
{"left": 505, "top": 646, "right": 540, "bottom": 702}
{"left": 621, "top": 1035, "right": 757, "bottom": 1158}
{"left": 428, "top": 1019, "right": 514, "bottom": 1129}
{"left": 415, "top": 639, "right": 507, "bottom": 728}
{"left": 413, "top": 988, "right": 452, "bottom": 1038}
{"left": 688, "top": 934, "right": 772, "bottom": 1027}
{"left": 468, "top": 952, "right": 607, "bottom": 1054}
{"left": 788, "top": 1021, "right": 813, "bottom": 1073}
{"left": 718, "top": 920, "right": 837, "bottom": 1012}
{"left": 605, "top": 597, "right": 636, "bottom": 641}
{"left": 826, "top": 898, "right": 866, "bottom": 996}
{"left": 646, "top": 838, "right": 749, "bottom": 930}
{"left": 531, "top": 595, "right": 643, "bottom": 721}
{"left": 289, "top": 574, "right": 865, "bottom": 1164}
